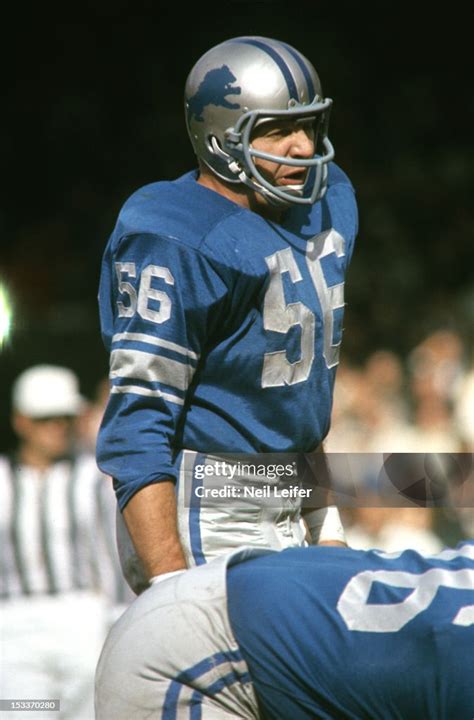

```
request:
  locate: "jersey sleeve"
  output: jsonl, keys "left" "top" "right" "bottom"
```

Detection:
{"left": 96, "top": 232, "right": 229, "bottom": 510}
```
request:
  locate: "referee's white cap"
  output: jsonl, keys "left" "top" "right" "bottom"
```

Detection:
{"left": 12, "top": 365, "right": 85, "bottom": 418}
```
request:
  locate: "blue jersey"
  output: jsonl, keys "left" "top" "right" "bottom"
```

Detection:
{"left": 227, "top": 542, "right": 474, "bottom": 720}
{"left": 97, "top": 166, "right": 357, "bottom": 509}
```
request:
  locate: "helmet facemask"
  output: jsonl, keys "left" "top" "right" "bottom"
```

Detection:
{"left": 222, "top": 98, "right": 334, "bottom": 207}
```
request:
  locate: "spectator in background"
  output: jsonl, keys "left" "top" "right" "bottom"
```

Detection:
{"left": 344, "top": 506, "right": 444, "bottom": 555}
{"left": 0, "top": 365, "right": 131, "bottom": 720}
{"left": 406, "top": 329, "right": 466, "bottom": 453}
{"left": 325, "top": 351, "right": 414, "bottom": 453}
{"left": 326, "top": 331, "right": 468, "bottom": 454}
{"left": 360, "top": 349, "right": 415, "bottom": 452}
{"left": 326, "top": 329, "right": 471, "bottom": 554}
{"left": 453, "top": 363, "right": 474, "bottom": 452}
{"left": 408, "top": 329, "right": 465, "bottom": 407}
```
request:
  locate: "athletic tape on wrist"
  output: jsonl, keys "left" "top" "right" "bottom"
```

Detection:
{"left": 304, "top": 506, "right": 346, "bottom": 544}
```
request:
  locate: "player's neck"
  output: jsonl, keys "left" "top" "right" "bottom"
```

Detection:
{"left": 196, "top": 170, "right": 284, "bottom": 223}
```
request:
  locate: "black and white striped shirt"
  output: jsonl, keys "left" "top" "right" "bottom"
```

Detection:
{"left": 0, "top": 453, "right": 130, "bottom": 604}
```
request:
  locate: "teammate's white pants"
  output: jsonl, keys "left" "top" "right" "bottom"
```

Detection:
{"left": 95, "top": 551, "right": 261, "bottom": 719}
{"left": 0, "top": 593, "right": 108, "bottom": 720}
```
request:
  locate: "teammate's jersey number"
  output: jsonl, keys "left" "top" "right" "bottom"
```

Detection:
{"left": 114, "top": 228, "right": 345, "bottom": 389}
{"left": 337, "top": 551, "right": 474, "bottom": 632}
{"left": 262, "top": 230, "right": 345, "bottom": 387}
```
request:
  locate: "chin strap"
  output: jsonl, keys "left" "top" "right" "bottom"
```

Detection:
{"left": 237, "top": 168, "right": 294, "bottom": 208}
{"left": 304, "top": 506, "right": 346, "bottom": 545}
{"left": 209, "top": 135, "right": 294, "bottom": 208}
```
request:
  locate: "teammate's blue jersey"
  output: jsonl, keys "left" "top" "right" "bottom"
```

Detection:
{"left": 227, "top": 542, "right": 474, "bottom": 720}
{"left": 97, "top": 166, "right": 357, "bottom": 509}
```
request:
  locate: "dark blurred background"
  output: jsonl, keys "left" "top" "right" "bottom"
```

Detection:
{"left": 1, "top": 5, "right": 473, "bottom": 452}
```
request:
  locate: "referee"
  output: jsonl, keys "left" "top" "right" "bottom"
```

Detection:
{"left": 0, "top": 365, "right": 131, "bottom": 720}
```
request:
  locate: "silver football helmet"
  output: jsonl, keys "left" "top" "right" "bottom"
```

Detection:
{"left": 185, "top": 36, "right": 334, "bottom": 207}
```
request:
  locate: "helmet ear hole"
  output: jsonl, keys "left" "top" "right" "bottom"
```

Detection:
{"left": 207, "top": 134, "right": 220, "bottom": 152}
{"left": 208, "top": 135, "right": 230, "bottom": 161}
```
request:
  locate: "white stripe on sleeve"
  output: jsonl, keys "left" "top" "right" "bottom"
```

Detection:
{"left": 112, "top": 332, "right": 199, "bottom": 360}
{"left": 110, "top": 348, "right": 195, "bottom": 393}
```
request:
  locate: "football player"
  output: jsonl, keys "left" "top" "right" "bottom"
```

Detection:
{"left": 95, "top": 541, "right": 474, "bottom": 719}
{"left": 96, "top": 36, "right": 358, "bottom": 591}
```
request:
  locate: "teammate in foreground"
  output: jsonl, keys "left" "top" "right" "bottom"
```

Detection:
{"left": 96, "top": 36, "right": 357, "bottom": 590}
{"left": 95, "top": 541, "right": 474, "bottom": 719}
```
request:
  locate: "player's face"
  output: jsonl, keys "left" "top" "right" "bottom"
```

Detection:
{"left": 250, "top": 118, "right": 316, "bottom": 201}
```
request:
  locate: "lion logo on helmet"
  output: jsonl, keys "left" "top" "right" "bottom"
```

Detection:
{"left": 187, "top": 65, "right": 241, "bottom": 122}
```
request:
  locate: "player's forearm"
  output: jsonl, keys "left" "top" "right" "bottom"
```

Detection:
{"left": 122, "top": 481, "right": 187, "bottom": 579}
